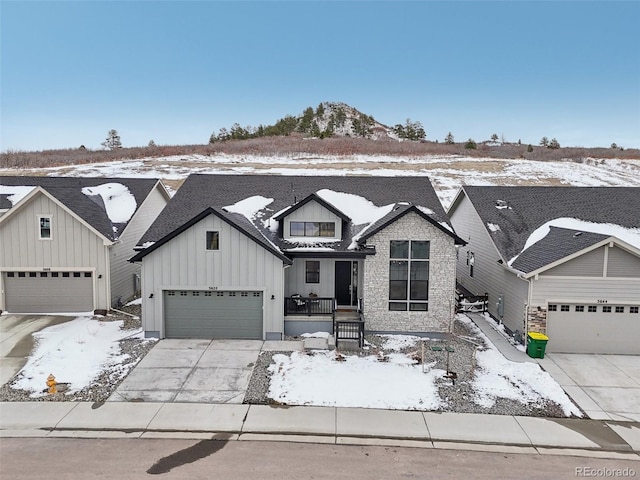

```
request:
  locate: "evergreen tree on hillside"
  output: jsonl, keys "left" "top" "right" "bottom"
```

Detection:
{"left": 297, "top": 106, "right": 315, "bottom": 133}
{"left": 352, "top": 113, "right": 374, "bottom": 137}
{"left": 539, "top": 136, "right": 549, "bottom": 147}
{"left": 316, "top": 103, "right": 325, "bottom": 117}
{"left": 101, "top": 129, "right": 122, "bottom": 150}
{"left": 548, "top": 138, "right": 560, "bottom": 149}
{"left": 444, "top": 132, "right": 455, "bottom": 144}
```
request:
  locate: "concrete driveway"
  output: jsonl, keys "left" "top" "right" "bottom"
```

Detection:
{"left": 110, "top": 339, "right": 283, "bottom": 404}
{"left": 538, "top": 353, "right": 640, "bottom": 422}
{"left": 0, "top": 314, "right": 72, "bottom": 386}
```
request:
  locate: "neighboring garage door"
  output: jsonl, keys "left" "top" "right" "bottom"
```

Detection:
{"left": 164, "top": 290, "right": 263, "bottom": 339}
{"left": 546, "top": 303, "right": 640, "bottom": 354}
{"left": 3, "top": 271, "right": 93, "bottom": 313}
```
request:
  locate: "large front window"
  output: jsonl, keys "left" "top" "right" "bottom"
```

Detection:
{"left": 389, "top": 240, "right": 429, "bottom": 311}
{"left": 290, "top": 221, "right": 335, "bottom": 237}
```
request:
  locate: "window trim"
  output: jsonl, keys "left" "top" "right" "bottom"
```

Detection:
{"left": 290, "top": 221, "right": 336, "bottom": 238}
{"left": 38, "top": 215, "right": 52, "bottom": 240}
{"left": 388, "top": 240, "right": 429, "bottom": 311}
{"left": 305, "top": 260, "right": 320, "bottom": 284}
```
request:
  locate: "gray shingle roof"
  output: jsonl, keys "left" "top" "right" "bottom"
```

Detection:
{"left": 137, "top": 174, "right": 458, "bottom": 253}
{"left": 510, "top": 227, "right": 609, "bottom": 273}
{"left": 0, "top": 176, "right": 161, "bottom": 241}
{"left": 461, "top": 186, "right": 640, "bottom": 264}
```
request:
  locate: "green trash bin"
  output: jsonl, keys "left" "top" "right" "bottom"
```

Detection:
{"left": 527, "top": 332, "right": 549, "bottom": 359}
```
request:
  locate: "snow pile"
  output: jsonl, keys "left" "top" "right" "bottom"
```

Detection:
{"left": 0, "top": 185, "right": 36, "bottom": 205}
{"left": 379, "top": 334, "right": 422, "bottom": 351}
{"left": 224, "top": 195, "right": 274, "bottom": 220}
{"left": 473, "top": 348, "right": 582, "bottom": 417}
{"left": 12, "top": 316, "right": 145, "bottom": 397}
{"left": 300, "top": 331, "right": 331, "bottom": 338}
{"left": 268, "top": 350, "right": 443, "bottom": 410}
{"left": 81, "top": 183, "right": 137, "bottom": 223}
{"left": 316, "top": 189, "right": 394, "bottom": 225}
{"left": 509, "top": 217, "right": 640, "bottom": 266}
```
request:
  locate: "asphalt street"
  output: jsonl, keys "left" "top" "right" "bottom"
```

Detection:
{"left": 1, "top": 437, "right": 638, "bottom": 480}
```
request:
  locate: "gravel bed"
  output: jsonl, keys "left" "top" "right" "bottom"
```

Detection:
{"left": 243, "top": 318, "right": 577, "bottom": 417}
{"left": 0, "top": 306, "right": 155, "bottom": 403}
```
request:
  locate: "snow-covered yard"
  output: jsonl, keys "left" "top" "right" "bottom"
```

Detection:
{"left": 266, "top": 315, "right": 581, "bottom": 417}
{"left": 3, "top": 307, "right": 155, "bottom": 401}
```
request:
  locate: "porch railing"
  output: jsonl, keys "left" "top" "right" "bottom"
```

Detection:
{"left": 334, "top": 297, "right": 365, "bottom": 349}
{"left": 284, "top": 296, "right": 335, "bottom": 316}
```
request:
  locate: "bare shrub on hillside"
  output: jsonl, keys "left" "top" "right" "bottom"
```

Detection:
{"left": 1, "top": 137, "right": 638, "bottom": 170}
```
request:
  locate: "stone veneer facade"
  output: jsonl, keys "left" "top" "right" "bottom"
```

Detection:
{"left": 527, "top": 306, "right": 547, "bottom": 334}
{"left": 362, "top": 212, "right": 457, "bottom": 333}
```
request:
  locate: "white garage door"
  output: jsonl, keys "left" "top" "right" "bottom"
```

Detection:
{"left": 3, "top": 271, "right": 93, "bottom": 313}
{"left": 546, "top": 303, "right": 640, "bottom": 354}
{"left": 164, "top": 290, "right": 263, "bottom": 339}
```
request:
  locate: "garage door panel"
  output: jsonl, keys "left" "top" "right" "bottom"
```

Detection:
{"left": 547, "top": 304, "right": 640, "bottom": 354}
{"left": 164, "top": 290, "right": 263, "bottom": 339}
{"left": 4, "top": 272, "right": 93, "bottom": 313}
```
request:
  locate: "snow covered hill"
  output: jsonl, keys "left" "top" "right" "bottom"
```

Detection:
{"left": 3, "top": 154, "right": 639, "bottom": 209}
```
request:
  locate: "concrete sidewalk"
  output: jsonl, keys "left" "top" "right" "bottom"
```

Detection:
{"left": 1, "top": 401, "right": 638, "bottom": 460}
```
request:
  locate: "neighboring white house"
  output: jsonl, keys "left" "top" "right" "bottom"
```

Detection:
{"left": 448, "top": 186, "right": 640, "bottom": 355}
{"left": 0, "top": 176, "right": 170, "bottom": 314}
{"left": 131, "top": 174, "right": 465, "bottom": 340}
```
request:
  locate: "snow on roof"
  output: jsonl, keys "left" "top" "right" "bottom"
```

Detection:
{"left": 0, "top": 185, "right": 37, "bottom": 205}
{"left": 487, "top": 223, "right": 501, "bottom": 232}
{"left": 316, "top": 188, "right": 394, "bottom": 226}
{"left": 284, "top": 247, "right": 336, "bottom": 252}
{"left": 508, "top": 217, "right": 640, "bottom": 266}
{"left": 224, "top": 195, "right": 274, "bottom": 220}
{"left": 81, "top": 183, "right": 137, "bottom": 224}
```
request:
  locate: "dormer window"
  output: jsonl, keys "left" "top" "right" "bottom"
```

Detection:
{"left": 38, "top": 215, "right": 52, "bottom": 240}
{"left": 290, "top": 222, "right": 335, "bottom": 237}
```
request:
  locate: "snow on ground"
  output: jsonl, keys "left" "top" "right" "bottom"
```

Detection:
{"left": 81, "top": 183, "right": 137, "bottom": 223}
{"left": 456, "top": 315, "right": 581, "bottom": 416}
{"left": 12, "top": 316, "right": 147, "bottom": 397}
{"left": 268, "top": 350, "right": 444, "bottom": 410}
{"left": 300, "top": 331, "right": 331, "bottom": 338}
{"left": 6, "top": 154, "right": 638, "bottom": 209}
{"left": 269, "top": 316, "right": 580, "bottom": 415}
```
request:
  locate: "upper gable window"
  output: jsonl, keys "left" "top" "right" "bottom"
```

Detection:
{"left": 38, "top": 215, "right": 52, "bottom": 240}
{"left": 206, "top": 231, "right": 219, "bottom": 250}
{"left": 290, "top": 222, "right": 335, "bottom": 237}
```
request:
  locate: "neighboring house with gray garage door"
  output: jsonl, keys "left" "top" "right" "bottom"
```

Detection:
{"left": 0, "top": 176, "right": 170, "bottom": 314}
{"left": 448, "top": 186, "right": 640, "bottom": 354}
{"left": 130, "top": 174, "right": 465, "bottom": 340}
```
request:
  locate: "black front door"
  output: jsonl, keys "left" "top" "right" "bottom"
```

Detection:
{"left": 335, "top": 261, "right": 352, "bottom": 305}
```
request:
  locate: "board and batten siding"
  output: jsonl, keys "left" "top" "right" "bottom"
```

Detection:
{"left": 109, "top": 184, "right": 168, "bottom": 306}
{"left": 284, "top": 258, "right": 363, "bottom": 298}
{"left": 140, "top": 212, "right": 285, "bottom": 339}
{"left": 282, "top": 200, "right": 343, "bottom": 240}
{"left": 0, "top": 192, "right": 110, "bottom": 311}
{"left": 449, "top": 194, "right": 529, "bottom": 334}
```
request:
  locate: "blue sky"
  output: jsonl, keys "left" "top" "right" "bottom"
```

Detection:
{"left": 2, "top": 1, "right": 639, "bottom": 151}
